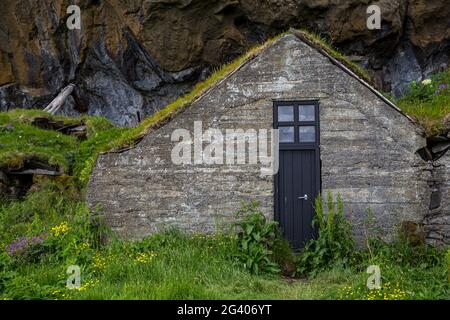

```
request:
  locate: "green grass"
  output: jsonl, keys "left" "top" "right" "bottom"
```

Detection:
{"left": 98, "top": 29, "right": 372, "bottom": 153}
{"left": 0, "top": 30, "right": 449, "bottom": 301}
{"left": 1, "top": 31, "right": 448, "bottom": 180}
{"left": 295, "top": 29, "right": 449, "bottom": 136}
{"left": 0, "top": 29, "right": 375, "bottom": 180}
{"left": 331, "top": 242, "right": 449, "bottom": 300}
{"left": 53, "top": 233, "right": 340, "bottom": 300}
{"left": 0, "top": 32, "right": 287, "bottom": 180}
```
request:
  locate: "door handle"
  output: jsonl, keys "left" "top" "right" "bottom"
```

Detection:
{"left": 298, "top": 194, "right": 308, "bottom": 201}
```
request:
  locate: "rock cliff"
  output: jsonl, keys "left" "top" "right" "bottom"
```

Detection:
{"left": 1, "top": 0, "right": 449, "bottom": 126}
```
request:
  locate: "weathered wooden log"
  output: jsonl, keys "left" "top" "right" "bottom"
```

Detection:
{"left": 44, "top": 84, "right": 75, "bottom": 115}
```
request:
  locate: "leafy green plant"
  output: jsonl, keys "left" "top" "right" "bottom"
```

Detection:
{"left": 296, "top": 193, "right": 354, "bottom": 276}
{"left": 233, "top": 201, "right": 280, "bottom": 275}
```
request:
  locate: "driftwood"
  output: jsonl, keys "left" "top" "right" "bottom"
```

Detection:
{"left": 44, "top": 84, "right": 75, "bottom": 115}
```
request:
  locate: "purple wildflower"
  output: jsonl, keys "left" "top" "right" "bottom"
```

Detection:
{"left": 439, "top": 84, "right": 446, "bottom": 90}
{"left": 6, "top": 237, "right": 29, "bottom": 256}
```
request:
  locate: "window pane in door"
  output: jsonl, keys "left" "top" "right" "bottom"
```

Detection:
{"left": 279, "top": 127, "right": 295, "bottom": 143}
{"left": 278, "top": 106, "right": 294, "bottom": 122}
{"left": 299, "top": 105, "right": 315, "bottom": 122}
{"left": 299, "top": 126, "right": 316, "bottom": 142}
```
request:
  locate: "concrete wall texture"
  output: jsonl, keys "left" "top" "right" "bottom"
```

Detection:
{"left": 88, "top": 34, "right": 448, "bottom": 245}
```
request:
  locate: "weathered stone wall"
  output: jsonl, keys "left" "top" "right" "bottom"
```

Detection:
{"left": 88, "top": 34, "right": 430, "bottom": 243}
{"left": 424, "top": 152, "right": 450, "bottom": 245}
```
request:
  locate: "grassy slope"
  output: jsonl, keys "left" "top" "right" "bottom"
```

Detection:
{"left": 2, "top": 31, "right": 447, "bottom": 175}
{"left": 0, "top": 110, "right": 126, "bottom": 185}
{"left": 0, "top": 111, "right": 79, "bottom": 172}
{"left": 80, "top": 29, "right": 373, "bottom": 154}
{"left": 0, "top": 31, "right": 449, "bottom": 301}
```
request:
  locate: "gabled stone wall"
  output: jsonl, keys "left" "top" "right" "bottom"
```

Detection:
{"left": 88, "top": 34, "right": 432, "bottom": 244}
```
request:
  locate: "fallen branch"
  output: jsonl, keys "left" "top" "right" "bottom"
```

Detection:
{"left": 44, "top": 84, "right": 75, "bottom": 115}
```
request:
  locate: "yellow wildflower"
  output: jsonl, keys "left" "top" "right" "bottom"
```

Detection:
{"left": 75, "top": 279, "right": 100, "bottom": 291}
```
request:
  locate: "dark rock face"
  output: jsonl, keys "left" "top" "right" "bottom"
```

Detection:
{"left": 0, "top": 0, "right": 449, "bottom": 126}
{"left": 0, "top": 0, "right": 206, "bottom": 126}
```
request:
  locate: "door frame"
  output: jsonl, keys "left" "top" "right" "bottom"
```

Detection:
{"left": 273, "top": 100, "right": 322, "bottom": 242}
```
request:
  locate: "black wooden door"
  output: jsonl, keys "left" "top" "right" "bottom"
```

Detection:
{"left": 274, "top": 101, "right": 321, "bottom": 250}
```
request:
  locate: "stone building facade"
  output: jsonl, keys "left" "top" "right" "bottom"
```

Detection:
{"left": 88, "top": 32, "right": 447, "bottom": 247}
